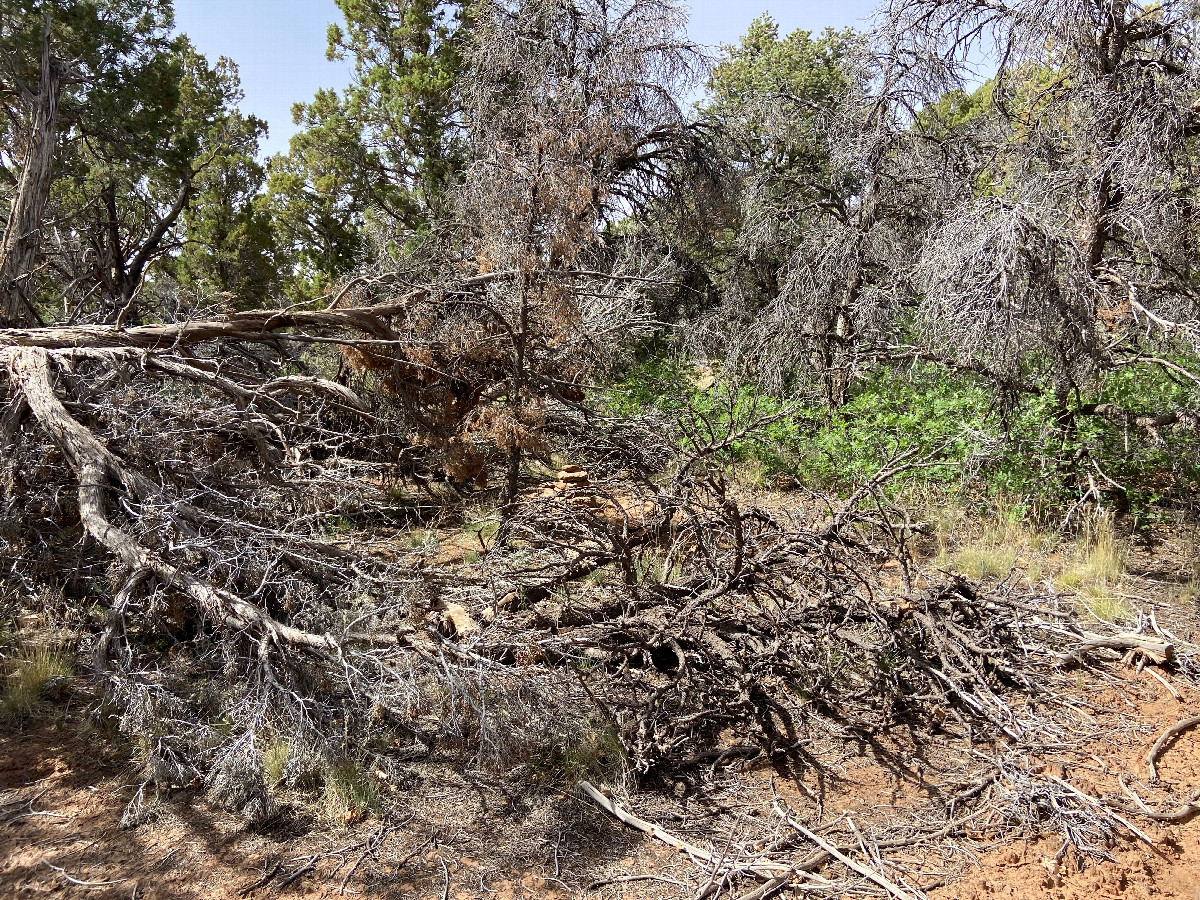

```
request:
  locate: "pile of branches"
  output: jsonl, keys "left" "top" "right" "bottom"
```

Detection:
{"left": 478, "top": 447, "right": 1189, "bottom": 772}
{"left": 1, "top": 292, "right": 1193, "bottom": 858}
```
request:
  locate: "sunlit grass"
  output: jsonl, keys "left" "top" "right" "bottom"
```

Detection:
{"left": 320, "top": 760, "right": 379, "bottom": 826}
{"left": 1074, "top": 582, "right": 1133, "bottom": 623}
{"left": 927, "top": 501, "right": 1134, "bottom": 626}
{"left": 262, "top": 738, "right": 290, "bottom": 785}
{"left": 1052, "top": 513, "right": 1131, "bottom": 623}
{"left": 2, "top": 645, "right": 73, "bottom": 720}
{"left": 947, "top": 544, "right": 1020, "bottom": 579}
{"left": 932, "top": 495, "right": 1055, "bottom": 579}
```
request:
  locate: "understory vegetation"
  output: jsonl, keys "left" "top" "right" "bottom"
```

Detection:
{"left": 2, "top": 0, "right": 1200, "bottom": 896}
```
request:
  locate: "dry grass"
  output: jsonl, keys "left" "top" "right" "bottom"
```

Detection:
{"left": 1, "top": 644, "right": 73, "bottom": 720}
{"left": 1055, "top": 514, "right": 1132, "bottom": 623}
{"left": 927, "top": 500, "right": 1133, "bottom": 623}
{"left": 320, "top": 760, "right": 379, "bottom": 826}
{"left": 261, "top": 738, "right": 290, "bottom": 786}
{"left": 932, "top": 496, "right": 1055, "bottom": 581}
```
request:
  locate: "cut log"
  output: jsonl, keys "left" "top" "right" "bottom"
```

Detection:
{"left": 1074, "top": 632, "right": 1174, "bottom": 666}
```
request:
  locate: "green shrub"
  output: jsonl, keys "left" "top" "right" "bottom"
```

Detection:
{"left": 605, "top": 352, "right": 1200, "bottom": 520}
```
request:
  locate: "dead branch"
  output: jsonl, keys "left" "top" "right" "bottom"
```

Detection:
{"left": 1119, "top": 777, "right": 1200, "bottom": 822}
{"left": 1145, "top": 714, "right": 1200, "bottom": 783}
{"left": 1070, "top": 632, "right": 1174, "bottom": 666}
{"left": 578, "top": 781, "right": 789, "bottom": 879}
{"left": 4, "top": 346, "right": 362, "bottom": 651}
{"left": 777, "top": 813, "right": 920, "bottom": 900}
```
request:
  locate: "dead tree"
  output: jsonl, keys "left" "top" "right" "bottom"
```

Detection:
{"left": 0, "top": 12, "right": 59, "bottom": 327}
{"left": 877, "top": 0, "right": 1200, "bottom": 394}
{"left": 435, "top": 0, "right": 702, "bottom": 507}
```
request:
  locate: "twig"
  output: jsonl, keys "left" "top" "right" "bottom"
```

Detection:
{"left": 731, "top": 875, "right": 792, "bottom": 900}
{"left": 42, "top": 860, "right": 133, "bottom": 888}
{"left": 276, "top": 856, "right": 320, "bottom": 889}
{"left": 780, "top": 819, "right": 920, "bottom": 900}
{"left": 578, "top": 781, "right": 788, "bottom": 878}
{"left": 1046, "top": 775, "right": 1154, "bottom": 847}
{"left": 1143, "top": 667, "right": 1181, "bottom": 701}
{"left": 7, "top": 809, "right": 72, "bottom": 823}
{"left": 238, "top": 861, "right": 283, "bottom": 896}
{"left": 587, "top": 873, "right": 687, "bottom": 890}
{"left": 1119, "top": 777, "right": 1200, "bottom": 822}
{"left": 339, "top": 825, "right": 403, "bottom": 894}
{"left": 1145, "top": 715, "right": 1200, "bottom": 783}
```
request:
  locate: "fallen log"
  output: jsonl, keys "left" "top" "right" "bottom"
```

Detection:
{"left": 1072, "top": 632, "right": 1174, "bottom": 665}
{"left": 5, "top": 345, "right": 363, "bottom": 652}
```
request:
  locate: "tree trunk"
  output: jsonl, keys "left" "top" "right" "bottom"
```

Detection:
{"left": 0, "top": 15, "right": 61, "bottom": 328}
{"left": 503, "top": 280, "right": 530, "bottom": 516}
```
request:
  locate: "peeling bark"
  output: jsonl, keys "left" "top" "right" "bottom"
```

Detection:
{"left": 0, "top": 14, "right": 62, "bottom": 328}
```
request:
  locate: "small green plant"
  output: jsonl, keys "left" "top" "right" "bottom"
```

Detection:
{"left": 325, "top": 515, "right": 355, "bottom": 536}
{"left": 2, "top": 645, "right": 73, "bottom": 719}
{"left": 1052, "top": 513, "right": 1132, "bottom": 622}
{"left": 1077, "top": 514, "right": 1125, "bottom": 583}
{"left": 406, "top": 528, "right": 435, "bottom": 549}
{"left": 320, "top": 759, "right": 379, "bottom": 826}
{"left": 1167, "top": 578, "right": 1199, "bottom": 604}
{"left": 262, "top": 738, "right": 290, "bottom": 785}
{"left": 529, "top": 722, "right": 625, "bottom": 787}
{"left": 462, "top": 517, "right": 499, "bottom": 545}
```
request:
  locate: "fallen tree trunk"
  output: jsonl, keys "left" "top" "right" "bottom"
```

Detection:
{"left": 0, "top": 295, "right": 422, "bottom": 350}
{"left": 4, "top": 345, "right": 353, "bottom": 651}
{"left": 0, "top": 272, "right": 512, "bottom": 351}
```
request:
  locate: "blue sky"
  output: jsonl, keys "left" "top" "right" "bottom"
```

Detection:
{"left": 173, "top": 0, "right": 880, "bottom": 158}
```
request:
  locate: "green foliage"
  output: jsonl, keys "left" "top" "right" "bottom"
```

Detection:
{"left": 603, "top": 353, "right": 697, "bottom": 417}
{"left": 0, "top": 1, "right": 178, "bottom": 141}
{"left": 775, "top": 370, "right": 992, "bottom": 487}
{"left": 266, "top": 0, "right": 470, "bottom": 299}
{"left": 608, "top": 353, "right": 1200, "bottom": 518}
{"left": 915, "top": 82, "right": 994, "bottom": 136}
{"left": 169, "top": 54, "right": 277, "bottom": 307}
{"left": 266, "top": 90, "right": 370, "bottom": 300}
{"left": 696, "top": 17, "right": 859, "bottom": 296}
{"left": 0, "top": 4, "right": 273, "bottom": 317}
{"left": 261, "top": 738, "right": 290, "bottom": 785}
{"left": 326, "top": 0, "right": 468, "bottom": 219}
{"left": 705, "top": 15, "right": 854, "bottom": 168}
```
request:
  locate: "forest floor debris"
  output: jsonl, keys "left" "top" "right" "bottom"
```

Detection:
{"left": 3, "top": 518, "right": 1198, "bottom": 900}
{"left": 2, "top": 663, "right": 1198, "bottom": 899}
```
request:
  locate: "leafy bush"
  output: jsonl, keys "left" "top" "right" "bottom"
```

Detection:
{"left": 606, "top": 354, "right": 1200, "bottom": 521}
